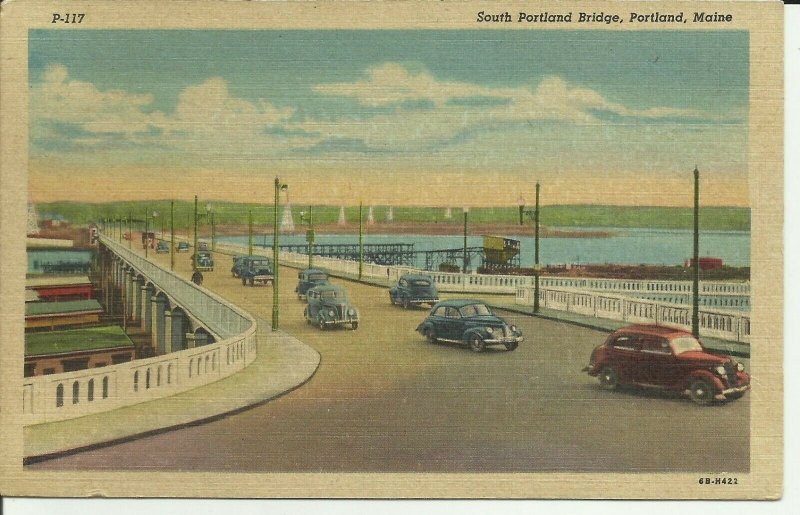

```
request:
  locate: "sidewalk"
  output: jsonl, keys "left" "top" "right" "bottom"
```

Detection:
{"left": 489, "top": 302, "right": 751, "bottom": 359}
{"left": 24, "top": 319, "right": 320, "bottom": 462}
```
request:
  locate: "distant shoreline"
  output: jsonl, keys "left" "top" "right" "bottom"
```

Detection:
{"left": 209, "top": 222, "right": 615, "bottom": 238}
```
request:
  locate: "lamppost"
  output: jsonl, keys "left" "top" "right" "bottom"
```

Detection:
{"left": 462, "top": 207, "right": 469, "bottom": 274}
{"left": 170, "top": 200, "right": 175, "bottom": 271}
{"left": 692, "top": 167, "right": 700, "bottom": 337}
{"left": 144, "top": 210, "right": 157, "bottom": 258}
{"left": 518, "top": 195, "right": 525, "bottom": 226}
{"left": 272, "top": 177, "right": 288, "bottom": 331}
{"left": 358, "top": 202, "right": 364, "bottom": 280}
{"left": 534, "top": 181, "right": 541, "bottom": 314}
{"left": 193, "top": 196, "right": 198, "bottom": 271}
{"left": 128, "top": 212, "right": 132, "bottom": 249}
{"left": 206, "top": 203, "right": 215, "bottom": 251}
{"left": 248, "top": 209, "right": 253, "bottom": 256}
{"left": 300, "top": 206, "right": 315, "bottom": 269}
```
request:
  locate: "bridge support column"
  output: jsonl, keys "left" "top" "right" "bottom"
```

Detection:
{"left": 168, "top": 310, "right": 186, "bottom": 352}
{"left": 152, "top": 296, "right": 168, "bottom": 354}
{"left": 163, "top": 310, "right": 173, "bottom": 354}
{"left": 141, "top": 285, "right": 154, "bottom": 333}
{"left": 185, "top": 331, "right": 209, "bottom": 349}
{"left": 133, "top": 279, "right": 143, "bottom": 322}
{"left": 126, "top": 272, "right": 136, "bottom": 321}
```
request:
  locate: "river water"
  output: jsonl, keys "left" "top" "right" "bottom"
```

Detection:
{"left": 219, "top": 227, "right": 750, "bottom": 268}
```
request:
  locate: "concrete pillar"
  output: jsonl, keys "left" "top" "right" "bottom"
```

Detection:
{"left": 170, "top": 310, "right": 185, "bottom": 351}
{"left": 163, "top": 310, "right": 173, "bottom": 354}
{"left": 133, "top": 279, "right": 143, "bottom": 322}
{"left": 151, "top": 296, "right": 165, "bottom": 353}
{"left": 185, "top": 331, "right": 210, "bottom": 349}
{"left": 141, "top": 285, "right": 153, "bottom": 332}
{"left": 126, "top": 273, "right": 136, "bottom": 321}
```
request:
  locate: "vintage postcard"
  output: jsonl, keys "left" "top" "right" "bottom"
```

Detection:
{"left": 0, "top": 0, "right": 784, "bottom": 500}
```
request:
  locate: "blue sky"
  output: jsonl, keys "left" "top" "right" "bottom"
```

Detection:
{"left": 28, "top": 30, "right": 749, "bottom": 205}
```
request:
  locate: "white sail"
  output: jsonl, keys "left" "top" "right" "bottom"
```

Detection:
{"left": 280, "top": 204, "right": 295, "bottom": 233}
{"left": 338, "top": 206, "right": 347, "bottom": 226}
{"left": 386, "top": 206, "right": 393, "bottom": 222}
{"left": 444, "top": 207, "right": 452, "bottom": 219}
{"left": 367, "top": 206, "right": 375, "bottom": 225}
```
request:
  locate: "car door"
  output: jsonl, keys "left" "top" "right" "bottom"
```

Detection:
{"left": 307, "top": 291, "right": 319, "bottom": 319}
{"left": 639, "top": 336, "right": 674, "bottom": 386}
{"left": 428, "top": 306, "right": 448, "bottom": 337}
{"left": 608, "top": 334, "right": 643, "bottom": 383}
{"left": 443, "top": 307, "right": 463, "bottom": 340}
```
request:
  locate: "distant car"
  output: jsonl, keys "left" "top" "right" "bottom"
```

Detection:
{"left": 296, "top": 268, "right": 329, "bottom": 299}
{"left": 155, "top": 241, "right": 169, "bottom": 254}
{"left": 582, "top": 324, "right": 750, "bottom": 405}
{"left": 304, "top": 284, "right": 359, "bottom": 330}
{"left": 192, "top": 251, "right": 214, "bottom": 271}
{"left": 416, "top": 299, "right": 523, "bottom": 352}
{"left": 241, "top": 258, "right": 274, "bottom": 286}
{"left": 177, "top": 242, "right": 190, "bottom": 253}
{"left": 389, "top": 273, "right": 439, "bottom": 309}
{"left": 231, "top": 255, "right": 269, "bottom": 278}
{"left": 198, "top": 241, "right": 209, "bottom": 251}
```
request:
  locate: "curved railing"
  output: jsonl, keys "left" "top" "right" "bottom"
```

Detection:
{"left": 22, "top": 235, "right": 257, "bottom": 425}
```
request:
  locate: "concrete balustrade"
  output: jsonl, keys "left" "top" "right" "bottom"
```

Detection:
{"left": 22, "top": 235, "right": 258, "bottom": 426}
{"left": 515, "top": 286, "right": 750, "bottom": 343}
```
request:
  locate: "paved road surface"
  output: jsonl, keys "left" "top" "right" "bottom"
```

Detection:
{"left": 29, "top": 246, "right": 749, "bottom": 472}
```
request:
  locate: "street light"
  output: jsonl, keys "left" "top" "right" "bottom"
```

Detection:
{"left": 144, "top": 210, "right": 157, "bottom": 258}
{"left": 462, "top": 207, "right": 469, "bottom": 274}
{"left": 300, "top": 207, "right": 315, "bottom": 269}
{"left": 273, "top": 177, "right": 288, "bottom": 331}
{"left": 692, "top": 167, "right": 700, "bottom": 337}
{"left": 518, "top": 195, "right": 525, "bottom": 226}
{"left": 206, "top": 203, "right": 215, "bottom": 251}
{"left": 533, "top": 182, "right": 541, "bottom": 314}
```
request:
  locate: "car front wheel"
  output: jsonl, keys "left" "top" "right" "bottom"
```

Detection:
{"left": 468, "top": 334, "right": 485, "bottom": 352}
{"left": 318, "top": 316, "right": 326, "bottom": 331}
{"left": 598, "top": 366, "right": 618, "bottom": 390}
{"left": 424, "top": 328, "right": 437, "bottom": 344}
{"left": 504, "top": 341, "right": 518, "bottom": 351}
{"left": 688, "top": 379, "right": 715, "bottom": 405}
{"left": 351, "top": 321, "right": 359, "bottom": 330}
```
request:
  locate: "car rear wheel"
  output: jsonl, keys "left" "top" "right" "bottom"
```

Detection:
{"left": 688, "top": 379, "right": 715, "bottom": 405}
{"left": 249, "top": 277, "right": 254, "bottom": 286}
{"left": 504, "top": 341, "right": 518, "bottom": 351}
{"left": 402, "top": 298, "right": 410, "bottom": 309}
{"left": 351, "top": 322, "right": 359, "bottom": 330}
{"left": 598, "top": 366, "right": 618, "bottom": 390}
{"left": 468, "top": 334, "right": 485, "bottom": 352}
{"left": 424, "top": 328, "right": 437, "bottom": 344}
{"left": 241, "top": 277, "right": 247, "bottom": 286}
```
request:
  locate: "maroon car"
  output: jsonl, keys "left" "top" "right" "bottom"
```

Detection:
{"left": 583, "top": 324, "right": 750, "bottom": 405}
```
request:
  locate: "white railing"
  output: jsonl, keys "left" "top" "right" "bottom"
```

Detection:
{"left": 22, "top": 235, "right": 258, "bottom": 425}
{"left": 515, "top": 287, "right": 750, "bottom": 344}
{"left": 211, "top": 239, "right": 750, "bottom": 300}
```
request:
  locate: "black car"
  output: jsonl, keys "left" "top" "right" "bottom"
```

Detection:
{"left": 416, "top": 299, "right": 523, "bottom": 352}
{"left": 241, "top": 259, "right": 274, "bottom": 286}
{"left": 389, "top": 273, "right": 439, "bottom": 308}
{"left": 295, "top": 268, "right": 329, "bottom": 300}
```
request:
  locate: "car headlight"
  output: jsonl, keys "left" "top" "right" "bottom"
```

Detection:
{"left": 486, "top": 327, "right": 494, "bottom": 334}
{"left": 510, "top": 325, "right": 518, "bottom": 333}
{"left": 328, "top": 310, "right": 335, "bottom": 317}
{"left": 715, "top": 365, "right": 726, "bottom": 376}
{"left": 348, "top": 308, "right": 356, "bottom": 316}
{"left": 737, "top": 362, "right": 745, "bottom": 372}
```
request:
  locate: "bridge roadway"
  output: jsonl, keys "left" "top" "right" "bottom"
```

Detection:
{"left": 29, "top": 247, "right": 749, "bottom": 472}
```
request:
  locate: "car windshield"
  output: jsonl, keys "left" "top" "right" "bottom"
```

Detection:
{"left": 308, "top": 273, "right": 327, "bottom": 281}
{"left": 458, "top": 303, "right": 491, "bottom": 317}
{"left": 252, "top": 260, "right": 269, "bottom": 266}
{"left": 409, "top": 280, "right": 431, "bottom": 287}
{"left": 669, "top": 336, "right": 704, "bottom": 354}
{"left": 319, "top": 290, "right": 344, "bottom": 300}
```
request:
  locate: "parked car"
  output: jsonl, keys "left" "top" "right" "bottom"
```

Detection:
{"left": 241, "top": 259, "right": 274, "bottom": 286}
{"left": 192, "top": 251, "right": 214, "bottom": 272}
{"left": 296, "top": 268, "right": 329, "bottom": 299}
{"left": 416, "top": 299, "right": 523, "bottom": 352}
{"left": 176, "top": 242, "right": 190, "bottom": 253}
{"left": 582, "top": 324, "right": 750, "bottom": 405}
{"left": 156, "top": 241, "right": 169, "bottom": 254}
{"left": 304, "top": 284, "right": 359, "bottom": 330}
{"left": 389, "top": 273, "right": 439, "bottom": 309}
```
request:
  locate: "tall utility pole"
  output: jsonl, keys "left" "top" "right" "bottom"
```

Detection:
{"left": 144, "top": 208, "right": 149, "bottom": 258}
{"left": 462, "top": 208, "right": 469, "bottom": 274}
{"left": 272, "top": 177, "right": 286, "bottom": 331}
{"left": 305, "top": 206, "right": 315, "bottom": 269}
{"left": 692, "top": 167, "right": 700, "bottom": 337}
{"left": 248, "top": 210, "right": 253, "bottom": 256}
{"left": 193, "top": 195, "right": 198, "bottom": 271}
{"left": 170, "top": 200, "right": 175, "bottom": 271}
{"left": 128, "top": 213, "right": 132, "bottom": 249}
{"left": 358, "top": 203, "right": 364, "bottom": 280}
{"left": 533, "top": 181, "right": 541, "bottom": 314}
{"left": 211, "top": 207, "right": 216, "bottom": 251}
